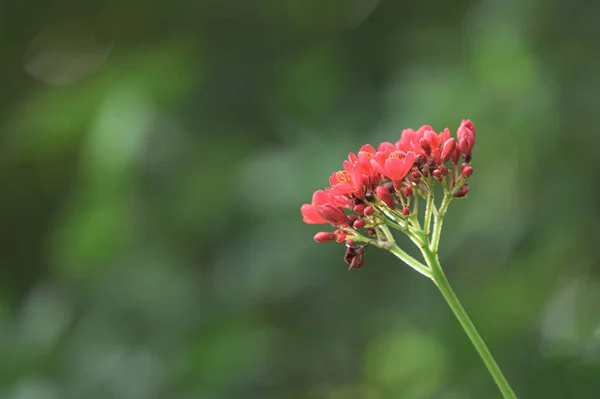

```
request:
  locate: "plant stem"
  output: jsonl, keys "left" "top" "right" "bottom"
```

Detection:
{"left": 378, "top": 225, "right": 432, "bottom": 278}
{"left": 423, "top": 250, "right": 517, "bottom": 398}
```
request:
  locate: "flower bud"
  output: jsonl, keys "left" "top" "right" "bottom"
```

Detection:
{"left": 365, "top": 192, "right": 374, "bottom": 202}
{"left": 415, "top": 154, "right": 426, "bottom": 166}
{"left": 439, "top": 165, "right": 448, "bottom": 175}
{"left": 457, "top": 119, "right": 476, "bottom": 156}
{"left": 336, "top": 233, "right": 347, "bottom": 243}
{"left": 432, "top": 169, "right": 442, "bottom": 178}
{"left": 346, "top": 240, "right": 354, "bottom": 247}
{"left": 411, "top": 171, "right": 421, "bottom": 182}
{"left": 353, "top": 204, "right": 366, "bottom": 214}
{"left": 401, "top": 207, "right": 411, "bottom": 216}
{"left": 353, "top": 219, "right": 366, "bottom": 229}
{"left": 451, "top": 147, "right": 461, "bottom": 165}
{"left": 364, "top": 206, "right": 375, "bottom": 216}
{"left": 376, "top": 185, "right": 395, "bottom": 209}
{"left": 314, "top": 232, "right": 337, "bottom": 242}
{"left": 453, "top": 186, "right": 470, "bottom": 198}
{"left": 461, "top": 165, "right": 473, "bottom": 178}
{"left": 419, "top": 138, "right": 432, "bottom": 156}
{"left": 402, "top": 186, "right": 413, "bottom": 197}
{"left": 427, "top": 159, "right": 437, "bottom": 170}
{"left": 317, "top": 204, "right": 348, "bottom": 225}
{"left": 441, "top": 138, "right": 456, "bottom": 163}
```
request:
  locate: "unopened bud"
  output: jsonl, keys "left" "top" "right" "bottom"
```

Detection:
{"left": 353, "top": 204, "right": 366, "bottom": 214}
{"left": 441, "top": 138, "right": 456, "bottom": 163}
{"left": 346, "top": 240, "right": 354, "bottom": 247}
{"left": 453, "top": 186, "right": 470, "bottom": 198}
{"left": 317, "top": 204, "right": 348, "bottom": 225}
{"left": 461, "top": 165, "right": 474, "bottom": 178}
{"left": 314, "top": 232, "right": 337, "bottom": 242}
{"left": 411, "top": 171, "right": 421, "bottom": 182}
{"left": 353, "top": 219, "right": 366, "bottom": 229}
{"left": 451, "top": 147, "right": 461, "bottom": 165}
{"left": 365, "top": 192, "right": 374, "bottom": 202}
{"left": 439, "top": 165, "right": 448, "bottom": 175}
{"left": 457, "top": 119, "right": 476, "bottom": 156}
{"left": 376, "top": 185, "right": 395, "bottom": 209}
{"left": 336, "top": 233, "right": 347, "bottom": 243}
{"left": 432, "top": 169, "right": 442, "bottom": 178}
{"left": 415, "top": 154, "right": 426, "bottom": 166}
{"left": 419, "top": 138, "right": 432, "bottom": 156}
{"left": 364, "top": 206, "right": 375, "bottom": 216}
{"left": 401, "top": 207, "right": 411, "bottom": 216}
{"left": 427, "top": 159, "right": 437, "bottom": 170}
{"left": 402, "top": 186, "right": 413, "bottom": 197}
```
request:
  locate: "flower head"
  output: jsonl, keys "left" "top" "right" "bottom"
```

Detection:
{"left": 300, "top": 119, "right": 477, "bottom": 269}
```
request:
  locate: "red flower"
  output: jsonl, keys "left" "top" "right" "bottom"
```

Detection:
{"left": 370, "top": 150, "right": 415, "bottom": 182}
{"left": 301, "top": 190, "right": 333, "bottom": 224}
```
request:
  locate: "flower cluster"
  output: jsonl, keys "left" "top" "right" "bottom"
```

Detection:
{"left": 301, "top": 119, "right": 476, "bottom": 269}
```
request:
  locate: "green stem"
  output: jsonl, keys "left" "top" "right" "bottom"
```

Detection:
{"left": 378, "top": 225, "right": 432, "bottom": 278}
{"left": 430, "top": 193, "right": 450, "bottom": 252}
{"left": 424, "top": 189, "right": 434, "bottom": 236}
{"left": 424, "top": 251, "right": 517, "bottom": 399}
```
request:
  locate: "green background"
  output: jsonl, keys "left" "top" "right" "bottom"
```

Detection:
{"left": 2, "top": 0, "right": 600, "bottom": 398}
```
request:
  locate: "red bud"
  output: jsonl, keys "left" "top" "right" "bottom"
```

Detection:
{"left": 411, "top": 171, "right": 421, "bottom": 182}
{"left": 353, "top": 219, "right": 366, "bottom": 229}
{"left": 364, "top": 206, "right": 375, "bottom": 216}
{"left": 432, "top": 169, "right": 442, "bottom": 178}
{"left": 461, "top": 165, "right": 473, "bottom": 178}
{"left": 402, "top": 186, "right": 413, "bottom": 197}
{"left": 336, "top": 233, "right": 347, "bottom": 243}
{"left": 419, "top": 138, "right": 432, "bottom": 156}
{"left": 376, "top": 185, "right": 395, "bottom": 209}
{"left": 314, "top": 232, "right": 337, "bottom": 242}
{"left": 401, "top": 207, "right": 410, "bottom": 216}
{"left": 353, "top": 204, "right": 366, "bottom": 214}
{"left": 317, "top": 204, "right": 348, "bottom": 225}
{"left": 451, "top": 147, "right": 461, "bottom": 165}
{"left": 439, "top": 165, "right": 448, "bottom": 175}
{"left": 457, "top": 119, "right": 476, "bottom": 156}
{"left": 441, "top": 138, "right": 456, "bottom": 163}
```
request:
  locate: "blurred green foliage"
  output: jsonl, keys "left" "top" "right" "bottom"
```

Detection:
{"left": 2, "top": 0, "right": 600, "bottom": 398}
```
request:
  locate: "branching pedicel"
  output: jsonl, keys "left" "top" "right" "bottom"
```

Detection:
{"left": 301, "top": 120, "right": 518, "bottom": 398}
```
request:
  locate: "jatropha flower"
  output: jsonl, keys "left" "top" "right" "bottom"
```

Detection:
{"left": 300, "top": 119, "right": 476, "bottom": 271}
{"left": 300, "top": 120, "right": 518, "bottom": 399}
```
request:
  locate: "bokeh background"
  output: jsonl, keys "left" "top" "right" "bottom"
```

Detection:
{"left": 2, "top": 0, "right": 600, "bottom": 398}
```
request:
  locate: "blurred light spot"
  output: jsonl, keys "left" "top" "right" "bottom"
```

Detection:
{"left": 6, "top": 379, "right": 60, "bottom": 399}
{"left": 16, "top": 284, "right": 71, "bottom": 355}
{"left": 23, "top": 25, "right": 113, "bottom": 85}
{"left": 365, "top": 327, "right": 447, "bottom": 397}
{"left": 540, "top": 273, "right": 600, "bottom": 362}
{"left": 84, "top": 88, "right": 155, "bottom": 180}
